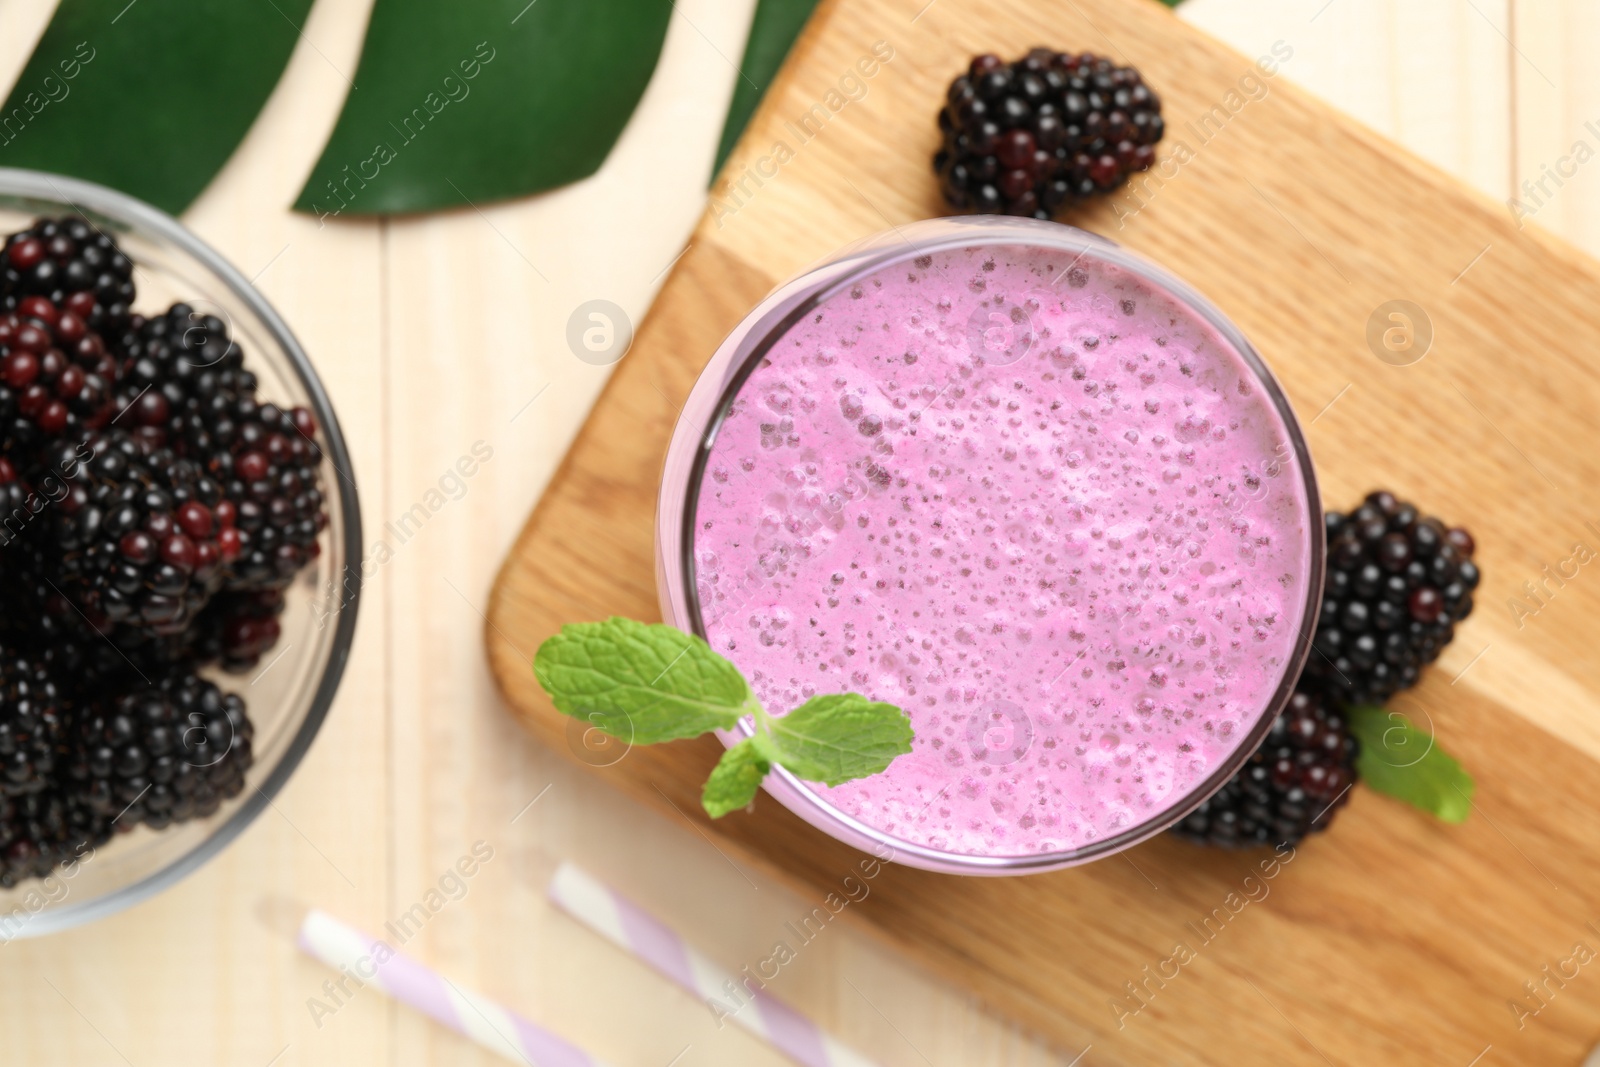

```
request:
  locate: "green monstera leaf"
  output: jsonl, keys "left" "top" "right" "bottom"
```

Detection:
{"left": 294, "top": 0, "right": 672, "bottom": 218}
{"left": 0, "top": 0, "right": 312, "bottom": 215}
{"left": 712, "top": 0, "right": 821, "bottom": 177}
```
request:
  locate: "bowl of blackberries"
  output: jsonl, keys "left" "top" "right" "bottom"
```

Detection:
{"left": 0, "top": 170, "right": 360, "bottom": 934}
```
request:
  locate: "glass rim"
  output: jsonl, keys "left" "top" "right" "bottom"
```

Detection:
{"left": 661, "top": 216, "right": 1323, "bottom": 874}
{"left": 0, "top": 167, "right": 364, "bottom": 928}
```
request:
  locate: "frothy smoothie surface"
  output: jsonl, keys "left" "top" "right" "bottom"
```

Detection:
{"left": 690, "top": 240, "right": 1312, "bottom": 858}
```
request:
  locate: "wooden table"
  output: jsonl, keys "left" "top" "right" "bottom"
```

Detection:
{"left": 4, "top": 0, "right": 1596, "bottom": 1065}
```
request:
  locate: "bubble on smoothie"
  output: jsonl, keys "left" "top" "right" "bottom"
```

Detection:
{"left": 692, "top": 242, "right": 1310, "bottom": 858}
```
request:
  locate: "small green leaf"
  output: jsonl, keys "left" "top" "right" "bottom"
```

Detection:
{"left": 702, "top": 738, "right": 770, "bottom": 818}
{"left": 753, "top": 692, "right": 913, "bottom": 787}
{"left": 1347, "top": 704, "right": 1474, "bottom": 824}
{"left": 295, "top": 0, "right": 672, "bottom": 217}
{"left": 533, "top": 618, "right": 751, "bottom": 744}
{"left": 0, "top": 0, "right": 312, "bottom": 215}
{"left": 712, "top": 0, "right": 821, "bottom": 177}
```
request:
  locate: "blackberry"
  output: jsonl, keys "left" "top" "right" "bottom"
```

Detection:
{"left": 0, "top": 295, "right": 117, "bottom": 450}
{"left": 212, "top": 399, "right": 326, "bottom": 590}
{"left": 935, "top": 48, "right": 1163, "bottom": 218}
{"left": 112, "top": 305, "right": 327, "bottom": 591}
{"left": 198, "top": 589, "right": 286, "bottom": 672}
{"left": 0, "top": 786, "right": 110, "bottom": 888}
{"left": 1173, "top": 690, "right": 1359, "bottom": 848}
{"left": 0, "top": 455, "right": 28, "bottom": 539}
{"left": 122, "top": 588, "right": 288, "bottom": 675}
{"left": 0, "top": 546, "right": 159, "bottom": 690}
{"left": 0, "top": 644, "right": 65, "bottom": 797}
{"left": 1302, "top": 491, "right": 1479, "bottom": 706}
{"left": 65, "top": 670, "right": 253, "bottom": 831}
{"left": 40, "top": 429, "right": 232, "bottom": 635}
{"left": 110, "top": 303, "right": 255, "bottom": 454}
{"left": 0, "top": 216, "right": 135, "bottom": 335}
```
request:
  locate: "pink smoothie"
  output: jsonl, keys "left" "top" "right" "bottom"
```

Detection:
{"left": 690, "top": 241, "right": 1312, "bottom": 857}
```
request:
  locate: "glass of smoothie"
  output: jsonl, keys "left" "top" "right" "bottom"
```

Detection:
{"left": 656, "top": 217, "right": 1322, "bottom": 875}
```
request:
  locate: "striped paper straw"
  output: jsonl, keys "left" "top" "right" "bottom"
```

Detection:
{"left": 296, "top": 908, "right": 612, "bottom": 1067}
{"left": 548, "top": 862, "right": 880, "bottom": 1067}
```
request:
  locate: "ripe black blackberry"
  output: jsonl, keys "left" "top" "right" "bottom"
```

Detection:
{"left": 0, "top": 296, "right": 118, "bottom": 450}
{"left": 1301, "top": 491, "right": 1479, "bottom": 707}
{"left": 112, "top": 305, "right": 327, "bottom": 591}
{"left": 0, "top": 552, "right": 154, "bottom": 688}
{"left": 212, "top": 399, "right": 326, "bottom": 591}
{"left": 0, "top": 216, "right": 135, "bottom": 335}
{"left": 0, "top": 644, "right": 65, "bottom": 798}
{"left": 110, "top": 303, "right": 254, "bottom": 454}
{"left": 1173, "top": 690, "right": 1359, "bottom": 848}
{"left": 164, "top": 671, "right": 254, "bottom": 820}
{"left": 66, "top": 670, "right": 253, "bottom": 831}
{"left": 0, "top": 786, "right": 109, "bottom": 887}
{"left": 936, "top": 48, "right": 1163, "bottom": 218}
{"left": 40, "top": 429, "right": 231, "bottom": 635}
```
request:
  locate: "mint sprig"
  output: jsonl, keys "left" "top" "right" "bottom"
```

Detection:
{"left": 534, "top": 618, "right": 914, "bottom": 818}
{"left": 1346, "top": 704, "right": 1474, "bottom": 824}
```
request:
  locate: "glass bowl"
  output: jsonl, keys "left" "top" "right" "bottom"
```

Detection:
{"left": 657, "top": 216, "right": 1322, "bottom": 876}
{"left": 0, "top": 169, "right": 361, "bottom": 933}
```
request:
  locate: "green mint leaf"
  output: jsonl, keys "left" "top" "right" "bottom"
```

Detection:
{"left": 533, "top": 618, "right": 752, "bottom": 744}
{"left": 702, "top": 738, "right": 771, "bottom": 818}
{"left": 1347, "top": 704, "right": 1474, "bottom": 824}
{"left": 753, "top": 693, "right": 913, "bottom": 787}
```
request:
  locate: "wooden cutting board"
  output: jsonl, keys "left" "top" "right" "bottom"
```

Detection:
{"left": 487, "top": 0, "right": 1600, "bottom": 1061}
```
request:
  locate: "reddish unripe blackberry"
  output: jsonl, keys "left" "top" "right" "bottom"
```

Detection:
{"left": 65, "top": 670, "right": 253, "bottom": 830}
{"left": 131, "top": 588, "right": 287, "bottom": 676}
{"left": 40, "top": 429, "right": 228, "bottom": 635}
{"left": 0, "top": 301, "right": 117, "bottom": 451}
{"left": 1302, "top": 491, "right": 1479, "bottom": 706}
{"left": 935, "top": 48, "right": 1164, "bottom": 218}
{"left": 201, "top": 589, "right": 286, "bottom": 673}
{"left": 0, "top": 216, "right": 135, "bottom": 335}
{"left": 0, "top": 645, "right": 65, "bottom": 798}
{"left": 0, "top": 455, "right": 29, "bottom": 537}
{"left": 1172, "top": 690, "right": 1359, "bottom": 848}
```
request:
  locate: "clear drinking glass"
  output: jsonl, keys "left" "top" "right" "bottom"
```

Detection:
{"left": 0, "top": 170, "right": 362, "bottom": 932}
{"left": 657, "top": 216, "right": 1322, "bottom": 875}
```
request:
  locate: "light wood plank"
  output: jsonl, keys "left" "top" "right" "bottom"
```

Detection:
{"left": 1511, "top": 0, "right": 1600, "bottom": 258}
{"left": 1182, "top": 0, "right": 1513, "bottom": 200}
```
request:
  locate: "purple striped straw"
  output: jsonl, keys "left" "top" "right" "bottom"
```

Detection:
{"left": 548, "top": 862, "right": 880, "bottom": 1067}
{"left": 296, "top": 909, "right": 611, "bottom": 1067}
